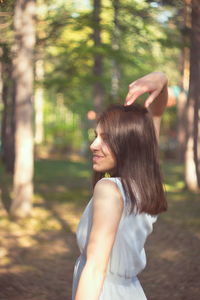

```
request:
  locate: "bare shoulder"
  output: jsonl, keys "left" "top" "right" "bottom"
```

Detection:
{"left": 93, "top": 179, "right": 124, "bottom": 212}
{"left": 86, "top": 179, "right": 124, "bottom": 272}
{"left": 94, "top": 178, "right": 122, "bottom": 198}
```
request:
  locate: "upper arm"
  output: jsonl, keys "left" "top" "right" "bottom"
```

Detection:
{"left": 152, "top": 116, "right": 161, "bottom": 142}
{"left": 148, "top": 83, "right": 168, "bottom": 142}
{"left": 85, "top": 179, "right": 124, "bottom": 274}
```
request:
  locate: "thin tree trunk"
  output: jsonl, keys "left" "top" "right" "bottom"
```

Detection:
{"left": 191, "top": 0, "right": 200, "bottom": 188}
{"left": 185, "top": 0, "right": 200, "bottom": 191}
{"left": 11, "top": 0, "right": 36, "bottom": 216}
{"left": 0, "top": 47, "right": 2, "bottom": 103}
{"left": 35, "top": 58, "right": 44, "bottom": 144}
{"left": 177, "top": 0, "right": 191, "bottom": 162}
{"left": 111, "top": 0, "right": 120, "bottom": 102}
{"left": 93, "top": 0, "right": 104, "bottom": 114}
{"left": 0, "top": 44, "right": 15, "bottom": 173}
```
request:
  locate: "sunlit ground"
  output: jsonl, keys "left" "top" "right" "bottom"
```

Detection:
{"left": 0, "top": 158, "right": 200, "bottom": 300}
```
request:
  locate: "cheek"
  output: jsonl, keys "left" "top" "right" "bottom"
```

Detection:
{"left": 102, "top": 143, "right": 112, "bottom": 156}
{"left": 103, "top": 146, "right": 116, "bottom": 165}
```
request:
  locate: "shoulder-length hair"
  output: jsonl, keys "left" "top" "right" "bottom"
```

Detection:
{"left": 92, "top": 103, "right": 167, "bottom": 215}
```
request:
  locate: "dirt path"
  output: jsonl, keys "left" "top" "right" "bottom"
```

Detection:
{"left": 139, "top": 207, "right": 200, "bottom": 300}
{"left": 0, "top": 160, "right": 200, "bottom": 300}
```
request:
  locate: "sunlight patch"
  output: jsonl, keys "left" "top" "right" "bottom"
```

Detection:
{"left": 160, "top": 249, "right": 181, "bottom": 262}
{"left": 165, "top": 181, "right": 185, "bottom": 192}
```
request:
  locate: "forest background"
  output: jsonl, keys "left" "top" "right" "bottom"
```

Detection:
{"left": 0, "top": 0, "right": 200, "bottom": 300}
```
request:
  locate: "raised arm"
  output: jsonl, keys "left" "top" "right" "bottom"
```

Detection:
{"left": 75, "top": 179, "right": 124, "bottom": 300}
{"left": 125, "top": 71, "right": 168, "bottom": 140}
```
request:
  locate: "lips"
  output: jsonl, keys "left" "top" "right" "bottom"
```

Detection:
{"left": 92, "top": 155, "right": 104, "bottom": 162}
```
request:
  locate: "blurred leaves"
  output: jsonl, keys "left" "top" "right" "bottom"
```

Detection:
{"left": 1, "top": 0, "right": 182, "bottom": 151}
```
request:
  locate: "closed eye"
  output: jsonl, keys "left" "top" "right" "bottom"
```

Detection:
{"left": 93, "top": 129, "right": 108, "bottom": 141}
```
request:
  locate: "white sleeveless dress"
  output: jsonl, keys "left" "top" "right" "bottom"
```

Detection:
{"left": 72, "top": 177, "right": 157, "bottom": 300}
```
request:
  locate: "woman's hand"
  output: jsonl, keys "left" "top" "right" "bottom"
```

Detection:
{"left": 125, "top": 71, "right": 168, "bottom": 108}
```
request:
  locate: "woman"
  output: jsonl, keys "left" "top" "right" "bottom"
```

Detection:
{"left": 72, "top": 71, "right": 168, "bottom": 300}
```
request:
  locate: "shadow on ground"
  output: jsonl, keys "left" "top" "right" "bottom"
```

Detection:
{"left": 0, "top": 159, "right": 200, "bottom": 300}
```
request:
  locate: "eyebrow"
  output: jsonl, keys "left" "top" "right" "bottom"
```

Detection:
{"left": 94, "top": 129, "right": 107, "bottom": 137}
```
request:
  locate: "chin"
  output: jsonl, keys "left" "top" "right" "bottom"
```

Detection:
{"left": 93, "top": 166, "right": 105, "bottom": 172}
{"left": 93, "top": 165, "right": 113, "bottom": 174}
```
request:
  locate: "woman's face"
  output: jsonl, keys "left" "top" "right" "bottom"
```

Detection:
{"left": 90, "top": 124, "right": 116, "bottom": 174}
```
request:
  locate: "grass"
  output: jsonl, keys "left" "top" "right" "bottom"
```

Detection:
{"left": 0, "top": 158, "right": 199, "bottom": 236}
{"left": 161, "top": 162, "right": 200, "bottom": 230}
{"left": 0, "top": 157, "right": 200, "bottom": 300}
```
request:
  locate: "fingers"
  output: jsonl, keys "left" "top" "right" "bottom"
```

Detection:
{"left": 125, "top": 72, "right": 166, "bottom": 107}
{"left": 125, "top": 88, "right": 161, "bottom": 108}
{"left": 144, "top": 90, "right": 160, "bottom": 107}
{"left": 125, "top": 86, "right": 148, "bottom": 106}
{"left": 125, "top": 92, "right": 139, "bottom": 105}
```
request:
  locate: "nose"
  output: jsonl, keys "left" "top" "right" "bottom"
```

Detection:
{"left": 90, "top": 137, "right": 100, "bottom": 152}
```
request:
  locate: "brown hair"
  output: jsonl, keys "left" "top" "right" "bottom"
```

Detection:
{"left": 92, "top": 103, "right": 167, "bottom": 215}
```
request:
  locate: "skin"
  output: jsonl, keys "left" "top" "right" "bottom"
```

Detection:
{"left": 90, "top": 124, "right": 116, "bottom": 174}
{"left": 125, "top": 71, "right": 168, "bottom": 140}
{"left": 125, "top": 71, "right": 168, "bottom": 110}
{"left": 74, "top": 71, "right": 168, "bottom": 300}
{"left": 75, "top": 179, "right": 123, "bottom": 300}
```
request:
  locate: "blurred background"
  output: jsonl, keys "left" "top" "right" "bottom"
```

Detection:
{"left": 0, "top": 0, "right": 199, "bottom": 299}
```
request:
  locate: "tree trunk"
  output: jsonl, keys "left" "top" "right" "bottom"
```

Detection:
{"left": 11, "top": 0, "right": 36, "bottom": 216}
{"left": 111, "top": 0, "right": 120, "bottom": 102}
{"left": 177, "top": 0, "right": 191, "bottom": 162}
{"left": 185, "top": 0, "right": 200, "bottom": 192}
{"left": 0, "top": 47, "right": 2, "bottom": 103}
{"left": 93, "top": 0, "right": 104, "bottom": 114}
{"left": 34, "top": 58, "right": 44, "bottom": 144}
{"left": 0, "top": 44, "right": 15, "bottom": 173}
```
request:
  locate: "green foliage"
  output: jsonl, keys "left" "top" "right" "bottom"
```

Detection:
{"left": 0, "top": 0, "right": 182, "bottom": 151}
{"left": 42, "top": 92, "right": 82, "bottom": 150}
{"left": 39, "top": 0, "right": 180, "bottom": 99}
{"left": 0, "top": 0, "right": 15, "bottom": 12}
{"left": 0, "top": 1, "right": 14, "bottom": 45}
